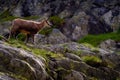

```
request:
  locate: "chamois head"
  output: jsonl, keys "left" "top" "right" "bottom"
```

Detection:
{"left": 43, "top": 19, "right": 52, "bottom": 28}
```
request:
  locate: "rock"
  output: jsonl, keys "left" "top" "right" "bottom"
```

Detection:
{"left": 48, "top": 29, "right": 70, "bottom": 44}
{"left": 36, "top": 42, "right": 85, "bottom": 53}
{"left": 86, "top": 67, "right": 120, "bottom": 80}
{"left": 34, "top": 29, "right": 70, "bottom": 45}
{"left": 102, "top": 10, "right": 120, "bottom": 32}
{"left": 37, "top": 42, "right": 98, "bottom": 57}
{"left": 111, "top": 14, "right": 120, "bottom": 32}
{"left": 102, "top": 10, "right": 113, "bottom": 25}
{"left": 0, "top": 43, "right": 49, "bottom": 80}
{"left": 64, "top": 70, "right": 84, "bottom": 80}
{"left": 99, "top": 39, "right": 116, "bottom": 52}
{"left": 0, "top": 40, "right": 120, "bottom": 80}
{"left": 88, "top": 15, "right": 113, "bottom": 34}
{"left": 0, "top": 72, "right": 17, "bottom": 80}
{"left": 36, "top": 41, "right": 120, "bottom": 79}
{"left": 0, "top": 21, "right": 11, "bottom": 36}
{"left": 62, "top": 11, "right": 89, "bottom": 41}
{"left": 102, "top": 53, "right": 120, "bottom": 72}
{"left": 64, "top": 53, "right": 82, "bottom": 61}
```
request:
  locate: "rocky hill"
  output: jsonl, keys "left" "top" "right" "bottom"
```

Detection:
{"left": 0, "top": 38, "right": 120, "bottom": 80}
{"left": 0, "top": 0, "right": 120, "bottom": 40}
{"left": 0, "top": 0, "right": 120, "bottom": 80}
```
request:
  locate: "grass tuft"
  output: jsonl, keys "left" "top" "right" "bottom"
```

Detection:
{"left": 81, "top": 56, "right": 102, "bottom": 67}
{"left": 7, "top": 38, "right": 63, "bottom": 59}
{"left": 82, "top": 56, "right": 102, "bottom": 63}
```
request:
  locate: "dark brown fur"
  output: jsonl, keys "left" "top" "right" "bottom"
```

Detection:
{"left": 10, "top": 18, "right": 51, "bottom": 43}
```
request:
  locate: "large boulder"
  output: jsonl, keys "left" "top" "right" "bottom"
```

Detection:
{"left": 62, "top": 11, "right": 89, "bottom": 41}
{"left": 99, "top": 39, "right": 116, "bottom": 52}
{"left": 0, "top": 42, "right": 49, "bottom": 80}
{"left": 34, "top": 29, "right": 70, "bottom": 45}
{"left": 0, "top": 40, "right": 120, "bottom": 80}
{"left": 47, "top": 54, "right": 120, "bottom": 80}
{"left": 64, "top": 70, "right": 84, "bottom": 80}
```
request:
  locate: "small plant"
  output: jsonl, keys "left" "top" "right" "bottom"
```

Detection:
{"left": 16, "top": 33, "right": 26, "bottom": 41}
{"left": 82, "top": 43, "right": 99, "bottom": 52}
{"left": 49, "top": 16, "right": 65, "bottom": 28}
{"left": 39, "top": 27, "right": 53, "bottom": 35}
{"left": 90, "top": 77, "right": 98, "bottom": 80}
{"left": 82, "top": 56, "right": 102, "bottom": 67}
{"left": 117, "top": 78, "right": 120, "bottom": 80}
{"left": 8, "top": 38, "right": 64, "bottom": 59}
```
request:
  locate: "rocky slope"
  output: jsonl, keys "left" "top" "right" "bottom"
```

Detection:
{"left": 0, "top": 37, "right": 120, "bottom": 80}
{"left": 0, "top": 0, "right": 120, "bottom": 40}
{"left": 0, "top": 0, "right": 120, "bottom": 80}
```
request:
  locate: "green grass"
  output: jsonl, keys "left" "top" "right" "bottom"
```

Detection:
{"left": 81, "top": 43, "right": 99, "bottom": 52}
{"left": 82, "top": 56, "right": 102, "bottom": 63}
{"left": 78, "top": 32, "right": 120, "bottom": 46}
{"left": 39, "top": 27, "right": 53, "bottom": 35}
{"left": 16, "top": 33, "right": 26, "bottom": 41}
{"left": 0, "top": 9, "right": 40, "bottom": 23}
{"left": 81, "top": 56, "right": 102, "bottom": 67}
{"left": 7, "top": 38, "right": 63, "bottom": 59}
{"left": 49, "top": 16, "right": 65, "bottom": 28}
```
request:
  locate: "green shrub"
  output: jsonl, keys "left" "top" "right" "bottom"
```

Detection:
{"left": 0, "top": 35, "right": 3, "bottom": 40}
{"left": 39, "top": 27, "right": 53, "bottom": 35}
{"left": 16, "top": 33, "right": 26, "bottom": 41}
{"left": 49, "top": 16, "right": 65, "bottom": 28}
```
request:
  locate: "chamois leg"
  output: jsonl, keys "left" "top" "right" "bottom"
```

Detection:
{"left": 25, "top": 34, "right": 30, "bottom": 43}
{"left": 8, "top": 32, "right": 12, "bottom": 40}
{"left": 9, "top": 31, "right": 15, "bottom": 39}
{"left": 31, "top": 34, "right": 35, "bottom": 44}
{"left": 15, "top": 31, "right": 20, "bottom": 39}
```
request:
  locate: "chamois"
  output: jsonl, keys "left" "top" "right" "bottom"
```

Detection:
{"left": 9, "top": 18, "right": 52, "bottom": 43}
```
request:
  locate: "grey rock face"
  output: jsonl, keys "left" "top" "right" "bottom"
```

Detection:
{"left": 63, "top": 11, "right": 89, "bottom": 40}
{"left": 64, "top": 70, "right": 84, "bottom": 80}
{"left": 0, "top": 72, "right": 17, "bottom": 80}
{"left": 0, "top": 40, "right": 120, "bottom": 80}
{"left": 0, "top": 43, "right": 49, "bottom": 80}
{"left": 0, "top": 21, "right": 11, "bottom": 37}
{"left": 99, "top": 39, "right": 116, "bottom": 52}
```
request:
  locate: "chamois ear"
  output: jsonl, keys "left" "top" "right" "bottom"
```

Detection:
{"left": 43, "top": 17, "right": 48, "bottom": 20}
{"left": 46, "top": 17, "right": 49, "bottom": 21}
